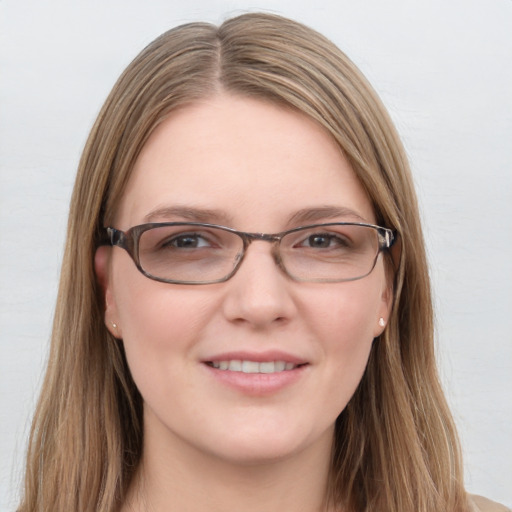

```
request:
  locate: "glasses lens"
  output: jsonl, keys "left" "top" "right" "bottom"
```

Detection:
{"left": 280, "top": 224, "right": 381, "bottom": 282}
{"left": 138, "top": 225, "right": 242, "bottom": 283}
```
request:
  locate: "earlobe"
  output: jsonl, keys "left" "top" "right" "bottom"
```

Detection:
{"left": 374, "top": 316, "right": 387, "bottom": 338}
{"left": 374, "top": 279, "right": 393, "bottom": 338}
{"left": 94, "top": 246, "right": 121, "bottom": 338}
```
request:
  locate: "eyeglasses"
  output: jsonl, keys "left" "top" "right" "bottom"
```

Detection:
{"left": 104, "top": 222, "right": 396, "bottom": 285}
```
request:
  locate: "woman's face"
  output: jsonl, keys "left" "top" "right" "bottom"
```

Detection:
{"left": 96, "top": 94, "right": 391, "bottom": 465}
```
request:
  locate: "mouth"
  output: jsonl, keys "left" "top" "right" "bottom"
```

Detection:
{"left": 202, "top": 353, "right": 309, "bottom": 394}
{"left": 205, "top": 360, "right": 306, "bottom": 374}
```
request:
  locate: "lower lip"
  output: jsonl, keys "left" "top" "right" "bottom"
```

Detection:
{"left": 202, "top": 363, "right": 308, "bottom": 395}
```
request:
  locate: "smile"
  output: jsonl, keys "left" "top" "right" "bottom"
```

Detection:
{"left": 207, "top": 360, "right": 300, "bottom": 373}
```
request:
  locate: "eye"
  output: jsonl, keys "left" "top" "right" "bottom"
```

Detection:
{"left": 306, "top": 234, "right": 333, "bottom": 248}
{"left": 162, "top": 233, "right": 212, "bottom": 249}
{"left": 299, "top": 233, "right": 350, "bottom": 249}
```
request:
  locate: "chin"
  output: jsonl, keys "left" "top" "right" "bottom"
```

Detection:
{"left": 207, "top": 441, "right": 308, "bottom": 467}
{"left": 199, "top": 423, "right": 334, "bottom": 467}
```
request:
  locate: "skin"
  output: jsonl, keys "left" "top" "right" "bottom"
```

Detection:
{"left": 95, "top": 94, "right": 391, "bottom": 511}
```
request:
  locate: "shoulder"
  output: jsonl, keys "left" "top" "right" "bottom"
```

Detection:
{"left": 468, "top": 494, "right": 511, "bottom": 512}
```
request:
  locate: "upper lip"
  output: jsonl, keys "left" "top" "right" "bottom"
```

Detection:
{"left": 202, "top": 350, "right": 308, "bottom": 365}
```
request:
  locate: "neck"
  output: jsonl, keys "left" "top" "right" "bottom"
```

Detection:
{"left": 122, "top": 419, "right": 335, "bottom": 512}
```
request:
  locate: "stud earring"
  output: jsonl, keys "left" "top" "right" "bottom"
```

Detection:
{"left": 111, "top": 321, "right": 117, "bottom": 329}
{"left": 379, "top": 318, "right": 385, "bottom": 327}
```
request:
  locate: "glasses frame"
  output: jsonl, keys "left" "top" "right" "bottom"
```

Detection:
{"left": 103, "top": 221, "right": 397, "bottom": 285}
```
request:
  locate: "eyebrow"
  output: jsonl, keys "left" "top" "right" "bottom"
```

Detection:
{"left": 287, "top": 206, "right": 369, "bottom": 225}
{"left": 144, "top": 206, "right": 233, "bottom": 225}
{"left": 144, "top": 205, "right": 368, "bottom": 227}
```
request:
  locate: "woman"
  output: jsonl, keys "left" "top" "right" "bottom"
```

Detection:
{"left": 17, "top": 12, "right": 508, "bottom": 512}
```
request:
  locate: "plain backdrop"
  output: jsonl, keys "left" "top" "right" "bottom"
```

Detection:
{"left": 1, "top": 0, "right": 511, "bottom": 509}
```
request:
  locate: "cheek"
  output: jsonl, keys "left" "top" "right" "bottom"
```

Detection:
{"left": 310, "top": 277, "right": 383, "bottom": 347}
{"left": 304, "top": 278, "right": 383, "bottom": 402}
{"left": 324, "top": 298, "right": 374, "bottom": 382}
{"left": 114, "top": 286, "right": 222, "bottom": 429}
{"left": 118, "top": 287, "right": 212, "bottom": 351}
{"left": 110, "top": 262, "right": 216, "bottom": 384}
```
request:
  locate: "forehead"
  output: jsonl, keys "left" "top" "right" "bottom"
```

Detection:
{"left": 114, "top": 94, "right": 375, "bottom": 230}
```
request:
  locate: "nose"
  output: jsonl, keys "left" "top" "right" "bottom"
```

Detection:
{"left": 221, "top": 241, "right": 297, "bottom": 329}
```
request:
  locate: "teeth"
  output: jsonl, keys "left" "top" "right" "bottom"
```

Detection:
{"left": 274, "top": 361, "right": 286, "bottom": 371}
{"left": 229, "top": 360, "right": 242, "bottom": 371}
{"left": 259, "top": 361, "right": 275, "bottom": 374}
{"left": 242, "top": 360, "right": 259, "bottom": 373}
{"left": 209, "top": 360, "right": 299, "bottom": 373}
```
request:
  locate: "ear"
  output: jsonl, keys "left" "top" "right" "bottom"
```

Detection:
{"left": 373, "top": 276, "right": 393, "bottom": 338}
{"left": 95, "top": 246, "right": 122, "bottom": 338}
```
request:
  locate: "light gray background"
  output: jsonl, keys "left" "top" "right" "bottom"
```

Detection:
{"left": 1, "top": 1, "right": 511, "bottom": 509}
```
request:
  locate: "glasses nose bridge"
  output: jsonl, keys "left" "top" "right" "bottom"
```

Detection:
{"left": 239, "top": 231, "right": 284, "bottom": 267}
{"left": 244, "top": 231, "right": 281, "bottom": 244}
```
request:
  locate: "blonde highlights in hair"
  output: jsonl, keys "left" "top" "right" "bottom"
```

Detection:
{"left": 19, "top": 13, "right": 468, "bottom": 512}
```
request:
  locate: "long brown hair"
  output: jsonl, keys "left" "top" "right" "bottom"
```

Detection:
{"left": 19, "top": 12, "right": 468, "bottom": 512}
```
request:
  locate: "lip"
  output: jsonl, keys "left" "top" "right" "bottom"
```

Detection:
{"left": 202, "top": 350, "right": 308, "bottom": 365}
{"left": 201, "top": 350, "right": 309, "bottom": 396}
